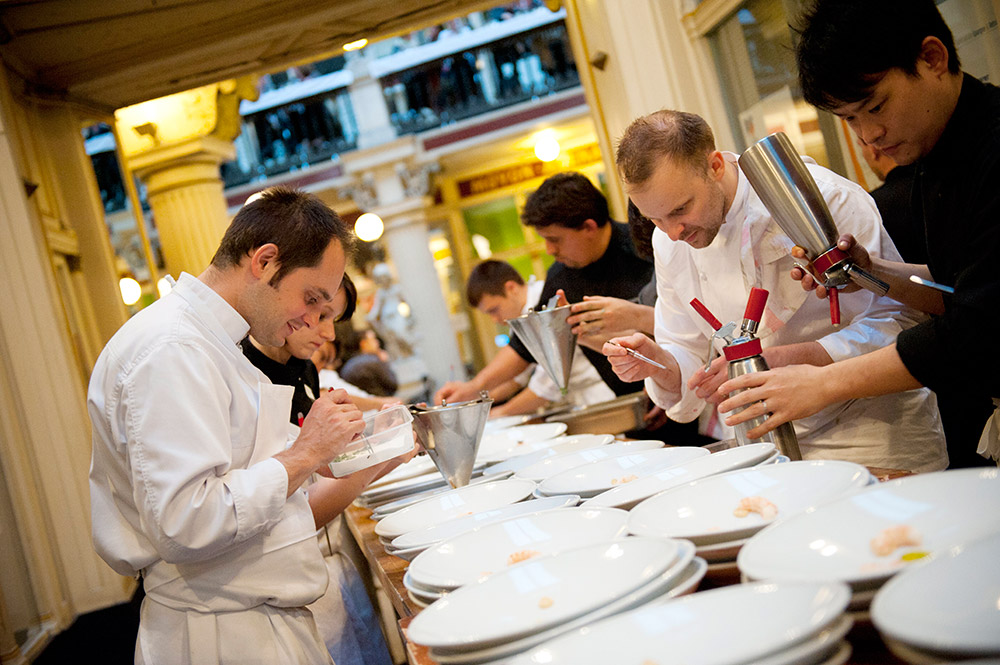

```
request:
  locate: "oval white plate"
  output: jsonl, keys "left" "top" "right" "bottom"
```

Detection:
{"left": 408, "top": 507, "right": 630, "bottom": 590}
{"left": 582, "top": 443, "right": 776, "bottom": 510}
{"left": 364, "top": 454, "right": 439, "bottom": 490}
{"left": 374, "top": 477, "right": 536, "bottom": 539}
{"left": 370, "top": 471, "right": 514, "bottom": 519}
{"left": 481, "top": 435, "right": 616, "bottom": 476}
{"left": 390, "top": 494, "right": 578, "bottom": 550}
{"left": 628, "top": 460, "right": 871, "bottom": 545}
{"left": 500, "top": 581, "right": 851, "bottom": 665}
{"left": 483, "top": 414, "right": 533, "bottom": 433}
{"left": 516, "top": 441, "right": 663, "bottom": 483}
{"left": 738, "top": 468, "right": 1000, "bottom": 588}
{"left": 539, "top": 446, "right": 709, "bottom": 497}
{"left": 504, "top": 422, "right": 569, "bottom": 443}
{"left": 429, "top": 545, "right": 701, "bottom": 665}
{"left": 407, "top": 537, "right": 684, "bottom": 650}
{"left": 871, "top": 530, "right": 1000, "bottom": 655}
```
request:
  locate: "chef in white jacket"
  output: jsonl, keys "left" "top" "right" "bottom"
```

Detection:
{"left": 89, "top": 187, "right": 365, "bottom": 664}
{"left": 604, "top": 110, "right": 947, "bottom": 473}
{"left": 464, "top": 259, "right": 614, "bottom": 416}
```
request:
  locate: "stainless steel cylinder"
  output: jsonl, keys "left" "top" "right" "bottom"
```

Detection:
{"left": 738, "top": 132, "right": 839, "bottom": 259}
{"left": 727, "top": 355, "right": 802, "bottom": 460}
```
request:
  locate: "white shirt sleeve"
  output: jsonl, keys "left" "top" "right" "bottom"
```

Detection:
{"left": 121, "top": 341, "right": 288, "bottom": 564}
{"left": 646, "top": 232, "right": 714, "bottom": 423}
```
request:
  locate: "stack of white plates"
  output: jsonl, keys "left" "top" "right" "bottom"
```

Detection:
{"left": 483, "top": 414, "right": 533, "bottom": 433}
{"left": 481, "top": 434, "right": 615, "bottom": 476}
{"left": 403, "top": 507, "right": 632, "bottom": 606}
{"left": 385, "top": 494, "right": 579, "bottom": 561}
{"left": 738, "top": 468, "right": 1000, "bottom": 613}
{"left": 871, "top": 530, "right": 1000, "bottom": 663}
{"left": 495, "top": 581, "right": 854, "bottom": 665}
{"left": 515, "top": 440, "right": 663, "bottom": 485}
{"left": 629, "top": 460, "right": 872, "bottom": 582}
{"left": 375, "top": 477, "right": 536, "bottom": 543}
{"left": 369, "top": 472, "right": 514, "bottom": 520}
{"left": 477, "top": 423, "right": 569, "bottom": 463}
{"left": 357, "top": 457, "right": 493, "bottom": 509}
{"left": 535, "top": 446, "right": 709, "bottom": 498}
{"left": 582, "top": 442, "right": 777, "bottom": 510}
{"left": 407, "top": 537, "right": 706, "bottom": 663}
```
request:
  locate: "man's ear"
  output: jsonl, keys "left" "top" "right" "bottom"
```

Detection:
{"left": 503, "top": 280, "right": 521, "bottom": 296}
{"left": 919, "top": 36, "right": 950, "bottom": 77}
{"left": 581, "top": 218, "right": 600, "bottom": 232}
{"left": 707, "top": 150, "right": 726, "bottom": 182}
{"left": 249, "top": 243, "right": 280, "bottom": 280}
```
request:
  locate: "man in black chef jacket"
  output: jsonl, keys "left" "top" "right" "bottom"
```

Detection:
{"left": 718, "top": 0, "right": 1000, "bottom": 466}
{"left": 437, "top": 171, "right": 704, "bottom": 444}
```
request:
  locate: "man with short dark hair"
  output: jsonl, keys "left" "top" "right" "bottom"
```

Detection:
{"left": 463, "top": 259, "right": 614, "bottom": 416}
{"left": 606, "top": 109, "right": 947, "bottom": 472}
{"left": 719, "top": 0, "right": 1000, "bottom": 466}
{"left": 435, "top": 172, "right": 655, "bottom": 404}
{"left": 89, "top": 187, "right": 363, "bottom": 663}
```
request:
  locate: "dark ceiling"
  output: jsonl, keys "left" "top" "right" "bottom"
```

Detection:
{"left": 0, "top": 0, "right": 504, "bottom": 111}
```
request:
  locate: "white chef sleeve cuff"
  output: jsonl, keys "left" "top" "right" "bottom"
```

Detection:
{"left": 644, "top": 344, "right": 706, "bottom": 424}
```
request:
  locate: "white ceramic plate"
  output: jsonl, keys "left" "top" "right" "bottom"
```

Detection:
{"left": 516, "top": 441, "right": 664, "bottom": 483}
{"left": 756, "top": 615, "right": 854, "bottom": 665}
{"left": 481, "top": 435, "right": 616, "bottom": 476}
{"left": 500, "top": 581, "right": 851, "bottom": 665}
{"left": 484, "top": 414, "right": 533, "bottom": 433}
{"left": 738, "top": 468, "right": 1000, "bottom": 589}
{"left": 370, "top": 471, "right": 514, "bottom": 519}
{"left": 871, "top": 530, "right": 1000, "bottom": 656}
{"left": 429, "top": 545, "right": 701, "bottom": 665}
{"left": 364, "top": 454, "right": 439, "bottom": 490}
{"left": 374, "top": 477, "right": 536, "bottom": 539}
{"left": 695, "top": 535, "right": 752, "bottom": 563}
{"left": 430, "top": 546, "right": 701, "bottom": 665}
{"left": 504, "top": 422, "right": 570, "bottom": 443}
{"left": 390, "top": 495, "right": 579, "bottom": 551}
{"left": 582, "top": 443, "right": 776, "bottom": 510}
{"left": 408, "top": 507, "right": 630, "bottom": 590}
{"left": 407, "top": 537, "right": 686, "bottom": 650}
{"left": 628, "top": 460, "right": 871, "bottom": 545}
{"left": 538, "top": 446, "right": 709, "bottom": 497}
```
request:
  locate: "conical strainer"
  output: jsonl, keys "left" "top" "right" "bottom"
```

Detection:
{"left": 506, "top": 305, "right": 576, "bottom": 394}
{"left": 408, "top": 394, "right": 493, "bottom": 488}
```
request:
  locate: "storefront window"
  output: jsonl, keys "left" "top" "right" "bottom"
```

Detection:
{"left": 708, "top": 0, "right": 832, "bottom": 167}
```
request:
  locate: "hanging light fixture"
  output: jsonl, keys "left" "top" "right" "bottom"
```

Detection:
{"left": 119, "top": 277, "right": 142, "bottom": 305}
{"left": 355, "top": 212, "right": 384, "bottom": 242}
{"left": 534, "top": 130, "right": 561, "bottom": 162}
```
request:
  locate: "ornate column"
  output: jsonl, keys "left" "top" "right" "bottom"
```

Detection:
{"left": 340, "top": 136, "right": 463, "bottom": 391}
{"left": 127, "top": 136, "right": 235, "bottom": 277}
{"left": 345, "top": 51, "right": 398, "bottom": 149}
{"left": 115, "top": 77, "right": 256, "bottom": 277}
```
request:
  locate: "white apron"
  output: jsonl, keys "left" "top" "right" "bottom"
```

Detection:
{"left": 136, "top": 383, "right": 333, "bottom": 665}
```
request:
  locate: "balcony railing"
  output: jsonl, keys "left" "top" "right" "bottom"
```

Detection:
{"left": 85, "top": 4, "right": 582, "bottom": 196}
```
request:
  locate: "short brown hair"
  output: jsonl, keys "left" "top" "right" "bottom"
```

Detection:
{"left": 466, "top": 260, "right": 524, "bottom": 308}
{"left": 212, "top": 186, "right": 353, "bottom": 285}
{"left": 520, "top": 172, "right": 609, "bottom": 229}
{"left": 616, "top": 110, "right": 716, "bottom": 187}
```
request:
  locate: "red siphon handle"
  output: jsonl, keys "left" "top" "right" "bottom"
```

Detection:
{"left": 743, "top": 288, "right": 769, "bottom": 325}
{"left": 690, "top": 298, "right": 723, "bottom": 330}
{"left": 829, "top": 287, "right": 841, "bottom": 325}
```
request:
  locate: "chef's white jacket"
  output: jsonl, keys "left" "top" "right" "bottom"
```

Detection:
{"left": 89, "top": 273, "right": 332, "bottom": 664}
{"left": 646, "top": 153, "right": 947, "bottom": 473}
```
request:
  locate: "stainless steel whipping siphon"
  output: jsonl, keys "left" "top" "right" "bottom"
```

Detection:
{"left": 690, "top": 288, "right": 802, "bottom": 460}
{"left": 738, "top": 131, "right": 890, "bottom": 325}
